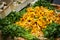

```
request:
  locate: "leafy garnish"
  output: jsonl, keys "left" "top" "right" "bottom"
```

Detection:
{"left": 0, "top": 8, "right": 26, "bottom": 26}
{"left": 32, "top": 0, "right": 55, "bottom": 10}
{"left": 2, "top": 24, "right": 39, "bottom": 40}
{"left": 42, "top": 22, "right": 60, "bottom": 40}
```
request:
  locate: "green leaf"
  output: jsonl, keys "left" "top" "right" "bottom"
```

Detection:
{"left": 42, "top": 22, "right": 60, "bottom": 40}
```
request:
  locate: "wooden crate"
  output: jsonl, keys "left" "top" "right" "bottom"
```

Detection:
{"left": 0, "top": 0, "right": 13, "bottom": 19}
{"left": 0, "top": 0, "right": 34, "bottom": 19}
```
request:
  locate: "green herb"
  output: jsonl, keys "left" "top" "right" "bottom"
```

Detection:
{"left": 42, "top": 22, "right": 60, "bottom": 40}
{"left": 2, "top": 24, "right": 39, "bottom": 40}
{"left": 32, "top": 0, "right": 55, "bottom": 10}
{"left": 0, "top": 8, "right": 26, "bottom": 26}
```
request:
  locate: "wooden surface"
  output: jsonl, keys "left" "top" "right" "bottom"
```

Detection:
{"left": 0, "top": 0, "right": 13, "bottom": 19}
{"left": 0, "top": 0, "right": 33, "bottom": 19}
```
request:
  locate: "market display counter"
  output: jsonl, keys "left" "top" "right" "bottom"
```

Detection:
{"left": 0, "top": 0, "right": 60, "bottom": 40}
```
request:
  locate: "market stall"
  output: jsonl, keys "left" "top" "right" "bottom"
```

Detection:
{"left": 0, "top": 0, "right": 60, "bottom": 40}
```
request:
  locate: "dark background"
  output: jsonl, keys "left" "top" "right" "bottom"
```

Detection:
{"left": 52, "top": 0, "right": 60, "bottom": 4}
